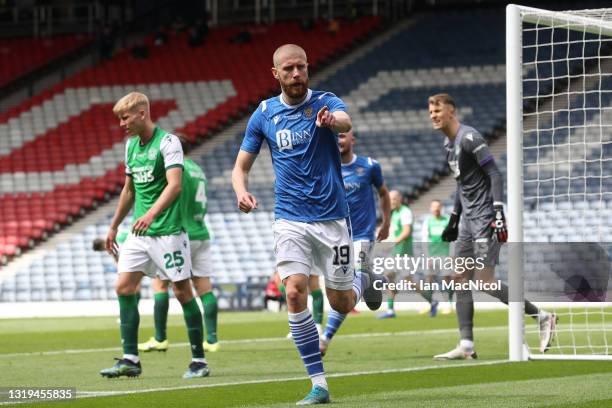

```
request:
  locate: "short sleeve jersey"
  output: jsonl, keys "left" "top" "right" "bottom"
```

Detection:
{"left": 342, "top": 155, "right": 384, "bottom": 241}
{"left": 444, "top": 124, "right": 495, "bottom": 219}
{"left": 240, "top": 89, "right": 349, "bottom": 222}
{"left": 125, "top": 127, "right": 183, "bottom": 236}
{"left": 390, "top": 204, "right": 413, "bottom": 256}
{"left": 181, "top": 158, "right": 210, "bottom": 241}
{"left": 422, "top": 215, "right": 450, "bottom": 256}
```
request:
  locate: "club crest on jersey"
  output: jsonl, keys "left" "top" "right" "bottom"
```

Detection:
{"left": 304, "top": 107, "right": 313, "bottom": 118}
{"left": 356, "top": 167, "right": 364, "bottom": 174}
{"left": 147, "top": 148, "right": 158, "bottom": 160}
{"left": 276, "top": 129, "right": 312, "bottom": 152}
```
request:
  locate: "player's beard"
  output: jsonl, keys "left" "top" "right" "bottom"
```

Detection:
{"left": 281, "top": 80, "right": 308, "bottom": 102}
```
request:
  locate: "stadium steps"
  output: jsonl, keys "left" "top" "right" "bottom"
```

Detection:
{"left": 0, "top": 17, "right": 383, "bottom": 266}
{"left": 0, "top": 16, "right": 419, "bottom": 291}
{"left": 409, "top": 134, "right": 507, "bottom": 219}
{"left": 412, "top": 51, "right": 612, "bottom": 220}
{"left": 523, "top": 57, "right": 612, "bottom": 136}
{"left": 0, "top": 198, "right": 119, "bottom": 280}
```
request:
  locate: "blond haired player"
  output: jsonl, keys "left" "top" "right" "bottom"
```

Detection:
{"left": 100, "top": 92, "right": 208, "bottom": 379}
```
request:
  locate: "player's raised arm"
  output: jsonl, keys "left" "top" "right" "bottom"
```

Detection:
{"left": 232, "top": 150, "right": 258, "bottom": 213}
{"left": 107, "top": 175, "right": 135, "bottom": 256}
{"left": 316, "top": 105, "right": 351, "bottom": 134}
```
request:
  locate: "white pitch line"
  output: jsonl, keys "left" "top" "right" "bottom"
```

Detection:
{"left": 0, "top": 326, "right": 508, "bottom": 359}
{"left": 75, "top": 360, "right": 509, "bottom": 399}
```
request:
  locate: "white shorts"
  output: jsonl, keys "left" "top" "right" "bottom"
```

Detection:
{"left": 353, "top": 240, "right": 374, "bottom": 273}
{"left": 153, "top": 239, "right": 212, "bottom": 280}
{"left": 274, "top": 218, "right": 354, "bottom": 291}
{"left": 190, "top": 240, "right": 212, "bottom": 278}
{"left": 117, "top": 232, "right": 192, "bottom": 282}
{"left": 310, "top": 240, "right": 372, "bottom": 275}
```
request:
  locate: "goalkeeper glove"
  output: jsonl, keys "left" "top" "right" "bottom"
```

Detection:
{"left": 441, "top": 212, "right": 460, "bottom": 242}
{"left": 491, "top": 204, "right": 508, "bottom": 242}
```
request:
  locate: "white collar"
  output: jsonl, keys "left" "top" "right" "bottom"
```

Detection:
{"left": 341, "top": 154, "right": 357, "bottom": 167}
{"left": 279, "top": 89, "right": 312, "bottom": 109}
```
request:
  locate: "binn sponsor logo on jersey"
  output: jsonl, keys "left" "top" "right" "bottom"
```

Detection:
{"left": 344, "top": 181, "right": 361, "bottom": 192}
{"left": 275, "top": 129, "right": 312, "bottom": 152}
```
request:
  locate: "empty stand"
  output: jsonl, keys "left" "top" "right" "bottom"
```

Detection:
{"left": 0, "top": 17, "right": 380, "bottom": 264}
{"left": 0, "top": 35, "right": 90, "bottom": 88}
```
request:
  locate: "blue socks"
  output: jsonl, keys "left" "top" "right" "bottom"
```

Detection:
{"left": 323, "top": 309, "right": 347, "bottom": 340}
{"left": 352, "top": 271, "right": 368, "bottom": 301}
{"left": 288, "top": 309, "right": 325, "bottom": 379}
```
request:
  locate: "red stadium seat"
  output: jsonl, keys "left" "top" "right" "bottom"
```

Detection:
{"left": 0, "top": 17, "right": 381, "bottom": 260}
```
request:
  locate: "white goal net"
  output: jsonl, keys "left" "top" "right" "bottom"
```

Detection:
{"left": 506, "top": 4, "right": 612, "bottom": 361}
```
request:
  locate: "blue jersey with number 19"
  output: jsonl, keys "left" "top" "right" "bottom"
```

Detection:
{"left": 240, "top": 89, "right": 349, "bottom": 222}
{"left": 342, "top": 155, "right": 383, "bottom": 241}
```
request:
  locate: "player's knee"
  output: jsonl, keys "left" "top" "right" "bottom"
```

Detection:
{"left": 327, "top": 293, "right": 352, "bottom": 314}
{"left": 152, "top": 278, "right": 169, "bottom": 292}
{"left": 172, "top": 280, "right": 193, "bottom": 304}
{"left": 285, "top": 287, "right": 303, "bottom": 304}
{"left": 331, "top": 302, "right": 352, "bottom": 314}
{"left": 115, "top": 280, "right": 137, "bottom": 295}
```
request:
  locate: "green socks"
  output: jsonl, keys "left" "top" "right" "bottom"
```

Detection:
{"left": 182, "top": 298, "right": 205, "bottom": 359}
{"left": 447, "top": 287, "right": 454, "bottom": 303}
{"left": 200, "top": 292, "right": 218, "bottom": 344}
{"left": 118, "top": 294, "right": 140, "bottom": 355}
{"left": 153, "top": 292, "right": 169, "bottom": 342}
{"left": 279, "top": 284, "right": 286, "bottom": 302}
{"left": 387, "top": 298, "right": 394, "bottom": 311}
{"left": 422, "top": 289, "right": 433, "bottom": 304}
{"left": 311, "top": 288, "right": 324, "bottom": 325}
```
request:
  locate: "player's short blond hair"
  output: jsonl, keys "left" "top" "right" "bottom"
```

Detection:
{"left": 428, "top": 93, "right": 456, "bottom": 110}
{"left": 272, "top": 44, "right": 307, "bottom": 68}
{"left": 113, "top": 92, "right": 150, "bottom": 116}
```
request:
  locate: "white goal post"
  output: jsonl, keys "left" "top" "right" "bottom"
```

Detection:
{"left": 506, "top": 4, "right": 612, "bottom": 361}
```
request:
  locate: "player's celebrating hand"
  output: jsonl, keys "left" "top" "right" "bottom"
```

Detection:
{"left": 491, "top": 205, "right": 508, "bottom": 242}
{"left": 377, "top": 221, "right": 390, "bottom": 241}
{"left": 316, "top": 105, "right": 335, "bottom": 128}
{"left": 237, "top": 191, "right": 258, "bottom": 213}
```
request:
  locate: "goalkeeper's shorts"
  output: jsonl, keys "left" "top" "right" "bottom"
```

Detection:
{"left": 456, "top": 214, "right": 500, "bottom": 267}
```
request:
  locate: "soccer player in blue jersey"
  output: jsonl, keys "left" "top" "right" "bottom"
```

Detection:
{"left": 232, "top": 44, "right": 382, "bottom": 405}
{"left": 319, "top": 129, "right": 391, "bottom": 357}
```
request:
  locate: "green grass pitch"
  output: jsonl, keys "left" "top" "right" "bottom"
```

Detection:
{"left": 1, "top": 309, "right": 611, "bottom": 407}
